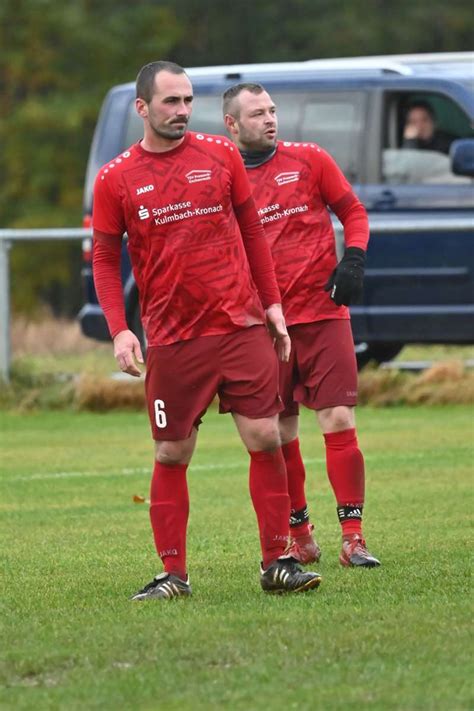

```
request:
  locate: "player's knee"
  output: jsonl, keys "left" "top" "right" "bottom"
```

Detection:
{"left": 318, "top": 405, "right": 354, "bottom": 433}
{"left": 279, "top": 415, "right": 299, "bottom": 445}
{"left": 155, "top": 440, "right": 194, "bottom": 466}
{"left": 248, "top": 421, "right": 282, "bottom": 451}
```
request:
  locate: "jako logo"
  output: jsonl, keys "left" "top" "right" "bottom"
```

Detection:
{"left": 186, "top": 169, "right": 212, "bottom": 184}
{"left": 137, "top": 184, "right": 154, "bottom": 195}
{"left": 274, "top": 171, "right": 300, "bottom": 186}
{"left": 138, "top": 205, "right": 150, "bottom": 220}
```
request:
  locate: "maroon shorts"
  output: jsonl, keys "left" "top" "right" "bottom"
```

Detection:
{"left": 279, "top": 319, "right": 358, "bottom": 417}
{"left": 145, "top": 325, "right": 282, "bottom": 441}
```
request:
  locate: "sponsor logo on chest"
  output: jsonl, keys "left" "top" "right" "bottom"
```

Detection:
{"left": 274, "top": 171, "right": 300, "bottom": 186}
{"left": 186, "top": 169, "right": 212, "bottom": 184}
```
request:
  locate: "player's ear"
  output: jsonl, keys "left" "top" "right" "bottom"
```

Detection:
{"left": 224, "top": 113, "right": 237, "bottom": 136}
{"left": 135, "top": 98, "right": 148, "bottom": 119}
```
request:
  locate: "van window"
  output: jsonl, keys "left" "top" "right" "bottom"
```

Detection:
{"left": 123, "top": 90, "right": 365, "bottom": 183}
{"left": 189, "top": 95, "right": 226, "bottom": 135}
{"left": 382, "top": 92, "right": 473, "bottom": 185}
{"left": 300, "top": 92, "right": 366, "bottom": 182}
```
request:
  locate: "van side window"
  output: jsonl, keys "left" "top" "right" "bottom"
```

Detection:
{"left": 189, "top": 96, "right": 226, "bottom": 135}
{"left": 300, "top": 92, "right": 366, "bottom": 182}
{"left": 382, "top": 92, "right": 473, "bottom": 185}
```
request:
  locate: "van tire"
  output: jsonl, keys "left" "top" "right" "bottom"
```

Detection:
{"left": 356, "top": 342, "right": 403, "bottom": 370}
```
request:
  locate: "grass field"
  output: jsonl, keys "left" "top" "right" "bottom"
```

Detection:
{"left": 1, "top": 406, "right": 472, "bottom": 710}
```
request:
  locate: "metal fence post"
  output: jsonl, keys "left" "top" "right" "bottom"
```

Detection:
{"left": 0, "top": 238, "right": 11, "bottom": 383}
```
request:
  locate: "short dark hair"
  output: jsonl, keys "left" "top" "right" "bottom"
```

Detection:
{"left": 405, "top": 100, "right": 436, "bottom": 121}
{"left": 222, "top": 82, "right": 266, "bottom": 117}
{"left": 136, "top": 61, "right": 186, "bottom": 102}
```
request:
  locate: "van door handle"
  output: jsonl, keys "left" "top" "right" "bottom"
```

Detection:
{"left": 373, "top": 190, "right": 397, "bottom": 210}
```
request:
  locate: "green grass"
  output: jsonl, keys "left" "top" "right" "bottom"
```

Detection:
{"left": 394, "top": 344, "right": 474, "bottom": 363}
{"left": 11, "top": 350, "right": 114, "bottom": 378}
{"left": 1, "top": 406, "right": 472, "bottom": 710}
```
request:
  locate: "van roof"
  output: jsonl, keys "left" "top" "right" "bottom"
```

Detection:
{"left": 187, "top": 53, "right": 474, "bottom": 79}
{"left": 114, "top": 52, "right": 473, "bottom": 92}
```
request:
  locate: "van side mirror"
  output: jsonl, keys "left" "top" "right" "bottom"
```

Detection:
{"left": 450, "top": 138, "right": 474, "bottom": 177}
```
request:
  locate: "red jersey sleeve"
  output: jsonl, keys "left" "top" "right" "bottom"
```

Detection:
{"left": 229, "top": 145, "right": 252, "bottom": 208}
{"left": 313, "top": 148, "right": 369, "bottom": 251}
{"left": 92, "top": 230, "right": 128, "bottom": 339}
{"left": 234, "top": 197, "right": 281, "bottom": 308}
{"left": 229, "top": 148, "right": 281, "bottom": 307}
{"left": 92, "top": 170, "right": 127, "bottom": 236}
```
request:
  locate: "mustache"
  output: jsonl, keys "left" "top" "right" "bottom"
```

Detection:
{"left": 170, "top": 117, "right": 189, "bottom": 125}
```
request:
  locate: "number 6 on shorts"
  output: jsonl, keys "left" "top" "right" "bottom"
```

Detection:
{"left": 154, "top": 399, "right": 167, "bottom": 428}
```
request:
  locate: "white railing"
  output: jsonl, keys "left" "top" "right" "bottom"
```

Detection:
{"left": 0, "top": 228, "right": 92, "bottom": 382}
{"left": 0, "top": 215, "right": 473, "bottom": 381}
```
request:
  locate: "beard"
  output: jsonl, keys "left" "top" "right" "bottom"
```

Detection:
{"left": 240, "top": 127, "right": 277, "bottom": 151}
{"left": 149, "top": 118, "right": 188, "bottom": 141}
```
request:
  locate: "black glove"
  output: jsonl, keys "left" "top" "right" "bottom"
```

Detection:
{"left": 324, "top": 247, "right": 366, "bottom": 306}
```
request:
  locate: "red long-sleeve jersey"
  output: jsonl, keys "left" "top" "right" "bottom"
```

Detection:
{"left": 245, "top": 141, "right": 369, "bottom": 325}
{"left": 92, "top": 132, "right": 281, "bottom": 346}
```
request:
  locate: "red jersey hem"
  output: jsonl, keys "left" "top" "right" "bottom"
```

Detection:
{"left": 145, "top": 321, "right": 265, "bottom": 348}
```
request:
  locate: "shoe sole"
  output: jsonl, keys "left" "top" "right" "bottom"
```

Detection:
{"left": 131, "top": 589, "right": 192, "bottom": 600}
{"left": 263, "top": 575, "right": 322, "bottom": 594}
{"left": 131, "top": 593, "right": 192, "bottom": 600}
{"left": 339, "top": 554, "right": 381, "bottom": 568}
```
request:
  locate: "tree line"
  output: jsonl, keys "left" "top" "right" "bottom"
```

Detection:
{"left": 1, "top": 0, "right": 472, "bottom": 314}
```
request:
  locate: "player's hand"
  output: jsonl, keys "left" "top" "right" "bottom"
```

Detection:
{"left": 113, "top": 329, "right": 144, "bottom": 377}
{"left": 265, "top": 304, "right": 291, "bottom": 362}
{"left": 324, "top": 247, "right": 366, "bottom": 306}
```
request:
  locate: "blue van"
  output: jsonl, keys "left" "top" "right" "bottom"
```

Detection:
{"left": 79, "top": 53, "right": 474, "bottom": 367}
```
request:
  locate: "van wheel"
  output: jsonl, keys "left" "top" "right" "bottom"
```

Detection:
{"left": 131, "top": 306, "right": 147, "bottom": 356}
{"left": 355, "top": 342, "right": 403, "bottom": 370}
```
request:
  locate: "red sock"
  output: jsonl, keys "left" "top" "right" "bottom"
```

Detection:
{"left": 149, "top": 461, "right": 189, "bottom": 579}
{"left": 324, "top": 428, "right": 364, "bottom": 537}
{"left": 282, "top": 437, "right": 312, "bottom": 538}
{"left": 248, "top": 449, "right": 291, "bottom": 569}
{"left": 290, "top": 521, "right": 312, "bottom": 538}
{"left": 282, "top": 438, "right": 308, "bottom": 513}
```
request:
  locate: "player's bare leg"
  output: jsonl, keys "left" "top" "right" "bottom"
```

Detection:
{"left": 317, "top": 405, "right": 380, "bottom": 567}
{"left": 232, "top": 413, "right": 321, "bottom": 593}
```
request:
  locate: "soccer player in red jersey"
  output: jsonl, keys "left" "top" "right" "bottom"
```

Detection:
{"left": 92, "top": 62, "right": 322, "bottom": 599}
{"left": 223, "top": 83, "right": 380, "bottom": 568}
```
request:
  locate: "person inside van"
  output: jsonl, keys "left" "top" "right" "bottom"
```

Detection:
{"left": 402, "top": 100, "right": 454, "bottom": 155}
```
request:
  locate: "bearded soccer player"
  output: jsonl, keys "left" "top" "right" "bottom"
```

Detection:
{"left": 223, "top": 83, "right": 380, "bottom": 568}
{"left": 92, "top": 62, "right": 322, "bottom": 600}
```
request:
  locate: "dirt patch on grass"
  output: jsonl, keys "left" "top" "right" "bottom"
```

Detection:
{"left": 358, "top": 360, "right": 474, "bottom": 406}
{"left": 75, "top": 375, "right": 145, "bottom": 411}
